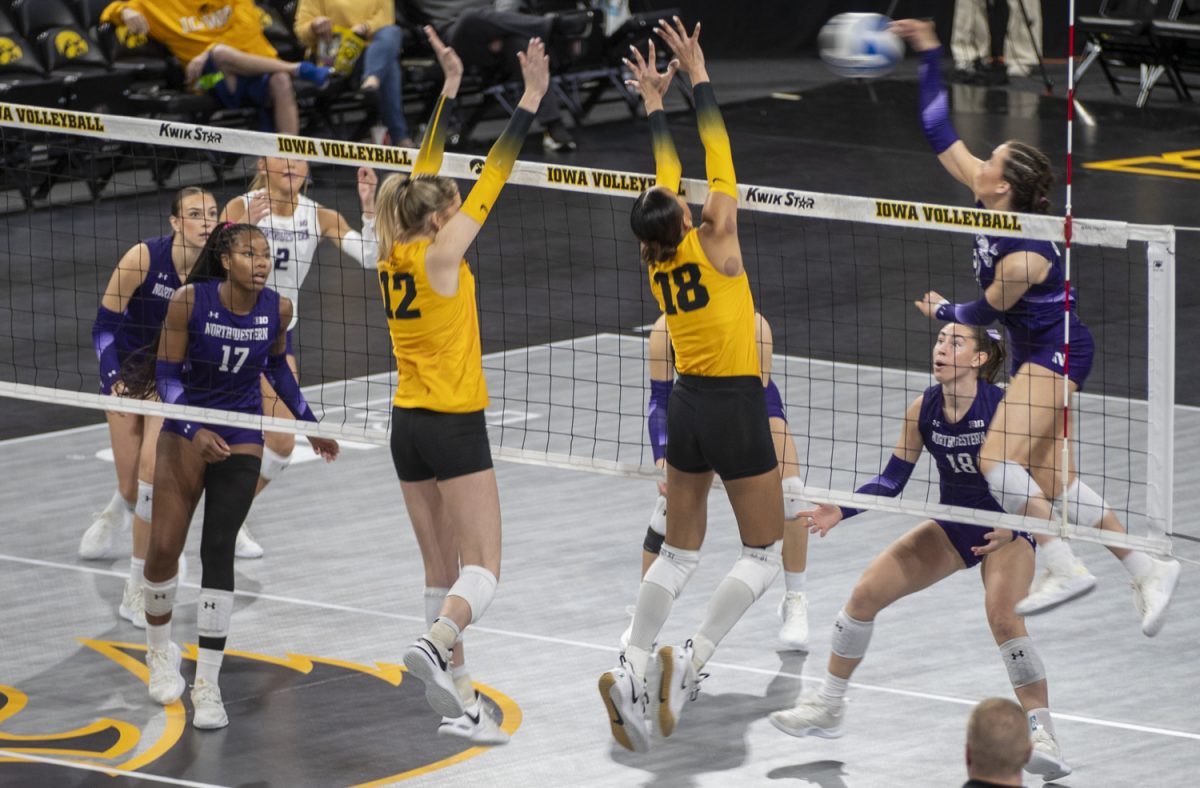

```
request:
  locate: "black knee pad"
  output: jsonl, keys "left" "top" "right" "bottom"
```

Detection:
{"left": 200, "top": 454, "right": 261, "bottom": 591}
{"left": 643, "top": 526, "right": 665, "bottom": 555}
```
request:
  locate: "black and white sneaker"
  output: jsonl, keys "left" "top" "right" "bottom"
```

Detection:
{"left": 598, "top": 656, "right": 650, "bottom": 752}
{"left": 403, "top": 637, "right": 465, "bottom": 718}
{"left": 438, "top": 693, "right": 510, "bottom": 745}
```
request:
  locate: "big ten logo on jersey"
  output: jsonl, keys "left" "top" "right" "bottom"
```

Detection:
{"left": 652, "top": 263, "right": 710, "bottom": 315}
{"left": 380, "top": 271, "right": 420, "bottom": 320}
{"left": 0, "top": 37, "right": 24, "bottom": 66}
{"left": 254, "top": 314, "right": 270, "bottom": 325}
{"left": 54, "top": 30, "right": 90, "bottom": 59}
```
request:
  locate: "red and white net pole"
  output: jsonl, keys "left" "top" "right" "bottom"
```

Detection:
{"left": 1060, "top": 0, "right": 1077, "bottom": 536}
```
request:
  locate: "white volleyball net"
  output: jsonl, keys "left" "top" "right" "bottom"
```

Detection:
{"left": 0, "top": 104, "right": 1177, "bottom": 555}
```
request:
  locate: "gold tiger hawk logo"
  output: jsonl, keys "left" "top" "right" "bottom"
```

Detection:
{"left": 116, "top": 25, "right": 148, "bottom": 49}
{"left": 0, "top": 639, "right": 521, "bottom": 784}
{"left": 1083, "top": 149, "right": 1200, "bottom": 181}
{"left": 54, "top": 30, "right": 89, "bottom": 59}
{"left": 0, "top": 37, "right": 24, "bottom": 65}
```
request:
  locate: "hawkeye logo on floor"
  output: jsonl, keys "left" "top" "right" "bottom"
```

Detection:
{"left": 1084, "top": 149, "right": 1200, "bottom": 181}
{"left": 0, "top": 639, "right": 520, "bottom": 784}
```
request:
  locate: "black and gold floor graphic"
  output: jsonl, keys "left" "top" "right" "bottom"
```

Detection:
{"left": 0, "top": 639, "right": 520, "bottom": 785}
{"left": 1084, "top": 149, "right": 1200, "bottom": 181}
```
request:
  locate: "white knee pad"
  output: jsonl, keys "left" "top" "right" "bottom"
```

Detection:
{"left": 143, "top": 574, "right": 178, "bottom": 617}
{"left": 448, "top": 566, "right": 497, "bottom": 624}
{"left": 984, "top": 461, "right": 1039, "bottom": 515}
{"left": 648, "top": 494, "right": 667, "bottom": 536}
{"left": 197, "top": 588, "right": 235, "bottom": 640}
{"left": 643, "top": 543, "right": 701, "bottom": 599}
{"left": 1000, "top": 636, "right": 1045, "bottom": 688}
{"left": 135, "top": 480, "right": 153, "bottom": 522}
{"left": 1058, "top": 479, "right": 1107, "bottom": 529}
{"left": 423, "top": 586, "right": 449, "bottom": 627}
{"left": 259, "top": 446, "right": 292, "bottom": 482}
{"left": 726, "top": 542, "right": 782, "bottom": 600}
{"left": 831, "top": 609, "right": 874, "bottom": 659}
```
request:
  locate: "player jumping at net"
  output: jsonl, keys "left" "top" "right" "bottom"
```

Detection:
{"left": 623, "top": 312, "right": 811, "bottom": 651}
{"left": 770, "top": 323, "right": 1072, "bottom": 782}
{"left": 221, "top": 157, "right": 379, "bottom": 558}
{"left": 371, "top": 27, "right": 549, "bottom": 745}
{"left": 598, "top": 18, "right": 788, "bottom": 753}
{"left": 84, "top": 187, "right": 218, "bottom": 627}
{"left": 126, "top": 223, "right": 338, "bottom": 730}
{"left": 895, "top": 18, "right": 1180, "bottom": 635}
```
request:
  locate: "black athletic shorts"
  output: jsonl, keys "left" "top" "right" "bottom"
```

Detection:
{"left": 665, "top": 374, "right": 777, "bottom": 481}
{"left": 390, "top": 406, "right": 494, "bottom": 482}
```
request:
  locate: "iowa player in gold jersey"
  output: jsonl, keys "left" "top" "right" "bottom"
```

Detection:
{"left": 372, "top": 27, "right": 548, "bottom": 745}
{"left": 598, "top": 18, "right": 788, "bottom": 753}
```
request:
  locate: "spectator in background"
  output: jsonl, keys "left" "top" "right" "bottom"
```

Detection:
{"left": 964, "top": 698, "right": 1032, "bottom": 787}
{"left": 101, "top": 0, "right": 331, "bottom": 134}
{"left": 950, "top": 0, "right": 1043, "bottom": 83}
{"left": 409, "top": 0, "right": 577, "bottom": 151}
{"left": 294, "top": 0, "right": 414, "bottom": 147}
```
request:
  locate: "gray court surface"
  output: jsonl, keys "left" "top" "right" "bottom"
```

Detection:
{"left": 1, "top": 335, "right": 1197, "bottom": 787}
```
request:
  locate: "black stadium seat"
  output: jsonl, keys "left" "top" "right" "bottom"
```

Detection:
{"left": 1077, "top": 0, "right": 1184, "bottom": 105}
{"left": 10, "top": 0, "right": 132, "bottom": 114}
{"left": 1152, "top": 0, "right": 1200, "bottom": 98}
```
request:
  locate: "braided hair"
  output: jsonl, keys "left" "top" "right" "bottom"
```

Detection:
{"left": 1001, "top": 141, "right": 1054, "bottom": 214}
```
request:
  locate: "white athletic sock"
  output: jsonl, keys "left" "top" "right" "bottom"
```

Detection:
{"left": 146, "top": 621, "right": 172, "bottom": 650}
{"left": 129, "top": 558, "right": 145, "bottom": 584}
{"left": 624, "top": 645, "right": 651, "bottom": 681}
{"left": 693, "top": 577, "right": 755, "bottom": 665}
{"left": 690, "top": 634, "right": 716, "bottom": 673}
{"left": 196, "top": 647, "right": 224, "bottom": 685}
{"left": 818, "top": 672, "right": 850, "bottom": 708}
{"left": 428, "top": 618, "right": 460, "bottom": 657}
{"left": 111, "top": 489, "right": 134, "bottom": 513}
{"left": 1029, "top": 706, "right": 1055, "bottom": 736}
{"left": 452, "top": 665, "right": 474, "bottom": 704}
{"left": 629, "top": 581, "right": 674, "bottom": 652}
{"left": 784, "top": 571, "right": 807, "bottom": 593}
{"left": 1120, "top": 550, "right": 1154, "bottom": 579}
{"left": 1040, "top": 538, "right": 1079, "bottom": 573}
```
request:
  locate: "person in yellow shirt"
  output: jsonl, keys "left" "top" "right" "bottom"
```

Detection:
{"left": 101, "top": 0, "right": 331, "bottom": 134}
{"left": 293, "top": 0, "right": 412, "bottom": 146}
{"left": 372, "top": 27, "right": 547, "bottom": 745}
{"left": 597, "top": 18, "right": 787, "bottom": 754}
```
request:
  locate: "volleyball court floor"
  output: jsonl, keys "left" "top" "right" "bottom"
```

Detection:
{"left": 1, "top": 333, "right": 1198, "bottom": 787}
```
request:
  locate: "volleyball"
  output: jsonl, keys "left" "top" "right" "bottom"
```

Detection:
{"left": 818, "top": 13, "right": 904, "bottom": 79}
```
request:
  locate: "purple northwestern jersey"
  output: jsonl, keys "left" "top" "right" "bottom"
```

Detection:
{"left": 184, "top": 280, "right": 280, "bottom": 413}
{"left": 918, "top": 381, "right": 1006, "bottom": 511}
{"left": 115, "top": 234, "right": 179, "bottom": 358}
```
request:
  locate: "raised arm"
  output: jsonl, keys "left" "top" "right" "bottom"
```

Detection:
{"left": 425, "top": 37, "right": 549, "bottom": 277}
{"left": 94, "top": 243, "right": 150, "bottom": 393}
{"left": 805, "top": 394, "right": 925, "bottom": 535}
{"left": 623, "top": 40, "right": 681, "bottom": 191}
{"left": 319, "top": 167, "right": 379, "bottom": 269}
{"left": 892, "top": 19, "right": 982, "bottom": 191}
{"left": 411, "top": 26, "right": 463, "bottom": 177}
{"left": 266, "top": 297, "right": 338, "bottom": 460}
